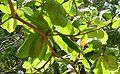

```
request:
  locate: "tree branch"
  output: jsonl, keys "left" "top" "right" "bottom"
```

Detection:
{"left": 8, "top": 0, "right": 16, "bottom": 17}
{"left": 7, "top": 0, "right": 57, "bottom": 55}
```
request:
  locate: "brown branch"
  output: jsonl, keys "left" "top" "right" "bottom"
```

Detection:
{"left": 7, "top": 0, "right": 78, "bottom": 73}
{"left": 7, "top": 0, "right": 60, "bottom": 60}
{"left": 8, "top": 0, "right": 16, "bottom": 17}
{"left": 7, "top": 0, "right": 57, "bottom": 56}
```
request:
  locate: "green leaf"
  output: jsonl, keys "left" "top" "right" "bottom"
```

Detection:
{"left": 72, "top": 17, "right": 83, "bottom": 29}
{"left": 93, "top": 59, "right": 102, "bottom": 74}
{"left": 35, "top": 53, "right": 51, "bottom": 70}
{"left": 80, "top": 54, "right": 90, "bottom": 69}
{"left": 17, "top": 0, "right": 25, "bottom": 7}
{"left": 1, "top": 14, "right": 17, "bottom": 33}
{"left": 62, "top": 0, "right": 73, "bottom": 13}
{"left": 53, "top": 36, "right": 68, "bottom": 53}
{"left": 0, "top": 4, "right": 11, "bottom": 14}
{"left": 38, "top": 41, "right": 47, "bottom": 61}
{"left": 55, "top": 20, "right": 73, "bottom": 34}
{"left": 57, "top": 0, "right": 64, "bottom": 3}
{"left": 88, "top": 30, "right": 97, "bottom": 38}
{"left": 92, "top": 16, "right": 109, "bottom": 27}
{"left": 75, "top": 0, "right": 83, "bottom": 7}
{"left": 97, "top": 30, "right": 104, "bottom": 39}
{"left": 43, "top": 0, "right": 68, "bottom": 27}
{"left": 24, "top": 13, "right": 49, "bottom": 31}
{"left": 60, "top": 34, "right": 80, "bottom": 52}
{"left": 21, "top": 7, "right": 33, "bottom": 16}
{"left": 0, "top": 0, "right": 8, "bottom": 4}
{"left": 22, "top": 61, "right": 31, "bottom": 69}
{"left": 101, "top": 62, "right": 110, "bottom": 74}
{"left": 112, "top": 17, "right": 120, "bottom": 28}
{"left": 83, "top": 44, "right": 93, "bottom": 54}
{"left": 29, "top": 34, "right": 43, "bottom": 59}
{"left": 88, "top": 29, "right": 104, "bottom": 39}
{"left": 94, "top": 57, "right": 110, "bottom": 74}
{"left": 99, "top": 30, "right": 108, "bottom": 44}
{"left": 89, "top": 40, "right": 102, "bottom": 49}
{"left": 16, "top": 33, "right": 36, "bottom": 58}
{"left": 106, "top": 55, "right": 118, "bottom": 70}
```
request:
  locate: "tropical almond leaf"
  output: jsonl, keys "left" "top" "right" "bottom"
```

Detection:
{"left": 1, "top": 14, "right": 17, "bottom": 33}
{"left": 60, "top": 34, "right": 80, "bottom": 52}
{"left": 0, "top": 4, "right": 11, "bottom": 14}
{"left": 43, "top": 0, "right": 68, "bottom": 27}
{"left": 16, "top": 33, "right": 36, "bottom": 58}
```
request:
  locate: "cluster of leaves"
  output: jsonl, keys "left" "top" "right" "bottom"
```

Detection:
{"left": 1, "top": 0, "right": 120, "bottom": 74}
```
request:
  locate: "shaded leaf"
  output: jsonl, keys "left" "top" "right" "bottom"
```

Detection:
{"left": 22, "top": 7, "right": 33, "bottom": 16}
{"left": 24, "top": 13, "right": 49, "bottom": 31}
{"left": 60, "top": 34, "right": 80, "bottom": 52}
{"left": 16, "top": 33, "right": 36, "bottom": 58}
{"left": 43, "top": 0, "right": 68, "bottom": 27}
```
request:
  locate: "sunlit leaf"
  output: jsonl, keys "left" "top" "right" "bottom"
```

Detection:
{"left": 1, "top": 14, "right": 17, "bottom": 33}
{"left": 62, "top": 0, "right": 73, "bottom": 13}
{"left": 57, "top": 0, "right": 64, "bottom": 3}
{"left": 22, "top": 61, "right": 31, "bottom": 69}
{"left": 112, "top": 17, "right": 120, "bottom": 28}
{"left": 99, "top": 30, "right": 108, "bottom": 44}
{"left": 83, "top": 44, "right": 93, "bottom": 54}
{"left": 53, "top": 35, "right": 68, "bottom": 53}
{"left": 0, "top": 4, "right": 11, "bottom": 14}
{"left": 55, "top": 20, "right": 73, "bottom": 34}
{"left": 80, "top": 54, "right": 90, "bottom": 69}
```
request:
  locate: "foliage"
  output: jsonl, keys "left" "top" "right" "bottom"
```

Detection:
{"left": 0, "top": 27, "right": 25, "bottom": 73}
{"left": 0, "top": 0, "right": 120, "bottom": 74}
